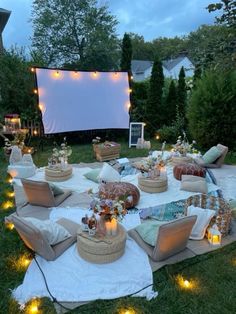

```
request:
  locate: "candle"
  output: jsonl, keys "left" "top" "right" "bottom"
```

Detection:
{"left": 160, "top": 166, "right": 166, "bottom": 177}
{"left": 111, "top": 218, "right": 117, "bottom": 236}
{"left": 105, "top": 221, "right": 112, "bottom": 236}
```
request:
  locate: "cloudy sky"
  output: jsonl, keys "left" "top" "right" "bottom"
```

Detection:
{"left": 1, "top": 0, "right": 219, "bottom": 49}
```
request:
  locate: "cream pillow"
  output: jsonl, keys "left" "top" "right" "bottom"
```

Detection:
{"left": 181, "top": 175, "right": 208, "bottom": 194}
{"left": 187, "top": 205, "right": 215, "bottom": 240}
{"left": 98, "top": 162, "right": 120, "bottom": 182}
{"left": 24, "top": 217, "right": 71, "bottom": 245}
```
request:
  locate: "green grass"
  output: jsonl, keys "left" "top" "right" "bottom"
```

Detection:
{"left": 0, "top": 141, "right": 236, "bottom": 314}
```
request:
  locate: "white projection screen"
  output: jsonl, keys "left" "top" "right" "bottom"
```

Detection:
{"left": 35, "top": 68, "right": 130, "bottom": 134}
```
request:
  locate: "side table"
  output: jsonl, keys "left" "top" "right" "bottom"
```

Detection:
{"left": 77, "top": 224, "right": 127, "bottom": 264}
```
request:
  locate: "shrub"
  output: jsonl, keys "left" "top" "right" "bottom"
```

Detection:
{"left": 157, "top": 115, "right": 185, "bottom": 143}
{"left": 187, "top": 70, "right": 236, "bottom": 150}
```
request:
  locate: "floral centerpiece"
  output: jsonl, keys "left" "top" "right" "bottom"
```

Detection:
{"left": 90, "top": 197, "right": 127, "bottom": 222}
{"left": 48, "top": 137, "right": 72, "bottom": 168}
{"left": 3, "top": 129, "right": 33, "bottom": 157}
{"left": 172, "top": 132, "right": 197, "bottom": 157}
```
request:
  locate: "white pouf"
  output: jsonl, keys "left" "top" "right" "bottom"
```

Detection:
{"left": 8, "top": 164, "right": 36, "bottom": 178}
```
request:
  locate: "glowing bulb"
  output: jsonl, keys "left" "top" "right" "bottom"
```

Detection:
{"left": 23, "top": 258, "right": 31, "bottom": 267}
{"left": 33, "top": 89, "right": 38, "bottom": 94}
{"left": 129, "top": 88, "right": 132, "bottom": 93}
{"left": 28, "top": 149, "right": 32, "bottom": 153}
{"left": 38, "top": 103, "right": 44, "bottom": 111}
{"left": 7, "top": 177, "right": 13, "bottom": 184}
{"left": 2, "top": 200, "right": 14, "bottom": 209}
{"left": 30, "top": 67, "right": 35, "bottom": 73}
{"left": 184, "top": 280, "right": 190, "bottom": 288}
{"left": 6, "top": 191, "right": 15, "bottom": 198}
{"left": 55, "top": 70, "right": 60, "bottom": 77}
{"left": 33, "top": 130, "right": 38, "bottom": 136}
{"left": 130, "top": 75, "right": 133, "bottom": 80}
{"left": 93, "top": 71, "right": 97, "bottom": 77}
{"left": 119, "top": 308, "right": 136, "bottom": 314}
{"left": 5, "top": 222, "right": 14, "bottom": 230}
{"left": 29, "top": 305, "right": 38, "bottom": 313}
{"left": 156, "top": 134, "right": 160, "bottom": 140}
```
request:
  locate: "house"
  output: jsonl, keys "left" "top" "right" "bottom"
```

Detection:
{"left": 0, "top": 8, "right": 11, "bottom": 53}
{"left": 131, "top": 55, "right": 195, "bottom": 81}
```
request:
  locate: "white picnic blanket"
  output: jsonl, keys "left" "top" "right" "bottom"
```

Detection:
{"left": 13, "top": 166, "right": 220, "bottom": 209}
{"left": 13, "top": 209, "right": 157, "bottom": 305}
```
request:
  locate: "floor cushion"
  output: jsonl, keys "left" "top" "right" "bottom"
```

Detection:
{"left": 173, "top": 163, "right": 206, "bottom": 181}
{"left": 99, "top": 182, "right": 140, "bottom": 209}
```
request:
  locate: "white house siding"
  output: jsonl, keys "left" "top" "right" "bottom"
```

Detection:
{"left": 169, "top": 57, "right": 194, "bottom": 78}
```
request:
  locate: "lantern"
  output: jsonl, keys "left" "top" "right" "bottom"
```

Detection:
{"left": 207, "top": 227, "right": 221, "bottom": 245}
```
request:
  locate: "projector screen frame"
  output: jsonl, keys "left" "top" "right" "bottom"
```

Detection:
{"left": 32, "top": 66, "right": 131, "bottom": 135}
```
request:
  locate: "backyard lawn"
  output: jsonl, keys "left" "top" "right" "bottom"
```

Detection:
{"left": 0, "top": 140, "right": 236, "bottom": 314}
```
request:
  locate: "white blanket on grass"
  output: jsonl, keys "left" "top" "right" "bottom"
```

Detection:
{"left": 13, "top": 209, "right": 157, "bottom": 305}
{"left": 13, "top": 166, "right": 220, "bottom": 209}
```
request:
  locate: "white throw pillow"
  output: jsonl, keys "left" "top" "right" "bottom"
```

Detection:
{"left": 24, "top": 217, "right": 71, "bottom": 245}
{"left": 98, "top": 162, "right": 120, "bottom": 182}
{"left": 187, "top": 205, "right": 216, "bottom": 240}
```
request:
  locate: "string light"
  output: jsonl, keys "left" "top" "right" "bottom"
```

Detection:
{"left": 130, "top": 75, "right": 134, "bottom": 80}
{"left": 156, "top": 134, "right": 160, "bottom": 140}
{"left": 5, "top": 222, "right": 14, "bottom": 230}
{"left": 30, "top": 67, "right": 35, "bottom": 73}
{"left": 33, "top": 130, "right": 38, "bottom": 136}
{"left": 2, "top": 200, "right": 14, "bottom": 209}
{"left": 12, "top": 254, "right": 32, "bottom": 272}
{"left": 177, "top": 275, "right": 195, "bottom": 290}
{"left": 7, "top": 177, "right": 13, "bottom": 184}
{"left": 129, "top": 88, "right": 132, "bottom": 93}
{"left": 119, "top": 308, "right": 136, "bottom": 314}
{"left": 27, "top": 299, "right": 40, "bottom": 314}
{"left": 6, "top": 191, "right": 15, "bottom": 198}
{"left": 33, "top": 89, "right": 38, "bottom": 94}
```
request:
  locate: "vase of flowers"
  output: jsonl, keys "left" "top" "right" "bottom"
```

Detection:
{"left": 48, "top": 137, "right": 72, "bottom": 169}
{"left": 172, "top": 132, "right": 197, "bottom": 157}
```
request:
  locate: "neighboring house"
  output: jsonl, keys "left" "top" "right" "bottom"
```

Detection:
{"left": 131, "top": 56, "right": 195, "bottom": 81}
{"left": 0, "top": 8, "right": 11, "bottom": 53}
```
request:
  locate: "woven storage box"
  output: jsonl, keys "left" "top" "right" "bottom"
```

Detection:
{"left": 138, "top": 175, "right": 168, "bottom": 193}
{"left": 45, "top": 165, "right": 73, "bottom": 182}
{"left": 77, "top": 224, "right": 126, "bottom": 264}
{"left": 93, "top": 142, "right": 121, "bottom": 161}
{"left": 185, "top": 194, "right": 232, "bottom": 237}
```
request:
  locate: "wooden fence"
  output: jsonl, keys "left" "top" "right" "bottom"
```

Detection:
{"left": 21, "top": 120, "right": 43, "bottom": 137}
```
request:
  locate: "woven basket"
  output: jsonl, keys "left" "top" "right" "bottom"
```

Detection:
{"left": 185, "top": 194, "right": 232, "bottom": 237}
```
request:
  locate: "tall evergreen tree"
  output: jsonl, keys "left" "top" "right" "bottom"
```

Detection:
{"left": 120, "top": 33, "right": 132, "bottom": 73}
{"left": 177, "top": 66, "right": 187, "bottom": 117}
{"left": 193, "top": 64, "right": 202, "bottom": 88}
{"left": 145, "top": 58, "right": 164, "bottom": 135}
{"left": 164, "top": 80, "right": 177, "bottom": 123}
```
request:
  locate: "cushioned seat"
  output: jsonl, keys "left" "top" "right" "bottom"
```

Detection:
{"left": 99, "top": 182, "right": 140, "bottom": 208}
{"left": 10, "top": 215, "right": 79, "bottom": 260}
{"left": 195, "top": 144, "right": 228, "bottom": 168}
{"left": 21, "top": 178, "right": 72, "bottom": 207}
{"left": 128, "top": 216, "right": 197, "bottom": 262}
{"left": 173, "top": 163, "right": 206, "bottom": 181}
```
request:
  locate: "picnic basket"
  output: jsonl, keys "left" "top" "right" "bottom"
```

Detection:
{"left": 185, "top": 194, "right": 232, "bottom": 237}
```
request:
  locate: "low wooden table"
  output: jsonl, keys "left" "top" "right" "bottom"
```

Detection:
{"left": 45, "top": 165, "right": 73, "bottom": 182}
{"left": 77, "top": 224, "right": 126, "bottom": 264}
{"left": 138, "top": 174, "right": 168, "bottom": 193}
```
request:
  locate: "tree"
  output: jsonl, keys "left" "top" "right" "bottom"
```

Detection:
{"left": 164, "top": 80, "right": 177, "bottom": 123}
{"left": 145, "top": 58, "right": 164, "bottom": 136}
{"left": 177, "top": 66, "right": 187, "bottom": 118}
{"left": 0, "top": 48, "right": 38, "bottom": 121}
{"left": 193, "top": 64, "right": 202, "bottom": 88}
{"left": 31, "top": 0, "right": 119, "bottom": 70}
{"left": 120, "top": 33, "right": 132, "bottom": 72}
{"left": 207, "top": 0, "right": 236, "bottom": 27}
{"left": 187, "top": 70, "right": 236, "bottom": 150}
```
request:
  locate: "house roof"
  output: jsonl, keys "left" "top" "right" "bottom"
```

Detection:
{"left": 131, "top": 60, "right": 153, "bottom": 73}
{"left": 132, "top": 55, "right": 193, "bottom": 74}
{"left": 0, "top": 8, "right": 11, "bottom": 33}
{"left": 162, "top": 56, "right": 187, "bottom": 71}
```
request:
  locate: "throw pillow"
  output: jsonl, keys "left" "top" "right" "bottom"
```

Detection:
{"left": 202, "top": 146, "right": 222, "bottom": 164}
{"left": 187, "top": 205, "right": 216, "bottom": 240}
{"left": 24, "top": 217, "right": 71, "bottom": 245}
{"left": 229, "top": 199, "right": 236, "bottom": 219}
{"left": 181, "top": 175, "right": 208, "bottom": 194}
{"left": 98, "top": 162, "right": 120, "bottom": 183}
{"left": 135, "top": 220, "right": 167, "bottom": 246}
{"left": 84, "top": 168, "right": 101, "bottom": 183}
{"left": 49, "top": 183, "right": 64, "bottom": 196}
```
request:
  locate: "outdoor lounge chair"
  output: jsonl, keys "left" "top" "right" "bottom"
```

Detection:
{"left": 195, "top": 144, "right": 228, "bottom": 168}
{"left": 10, "top": 214, "right": 79, "bottom": 261}
{"left": 128, "top": 215, "right": 197, "bottom": 262}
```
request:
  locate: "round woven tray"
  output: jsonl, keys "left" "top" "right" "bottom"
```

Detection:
{"left": 138, "top": 175, "right": 168, "bottom": 193}
{"left": 185, "top": 194, "right": 232, "bottom": 237}
{"left": 45, "top": 165, "right": 73, "bottom": 182}
{"left": 77, "top": 224, "right": 127, "bottom": 264}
